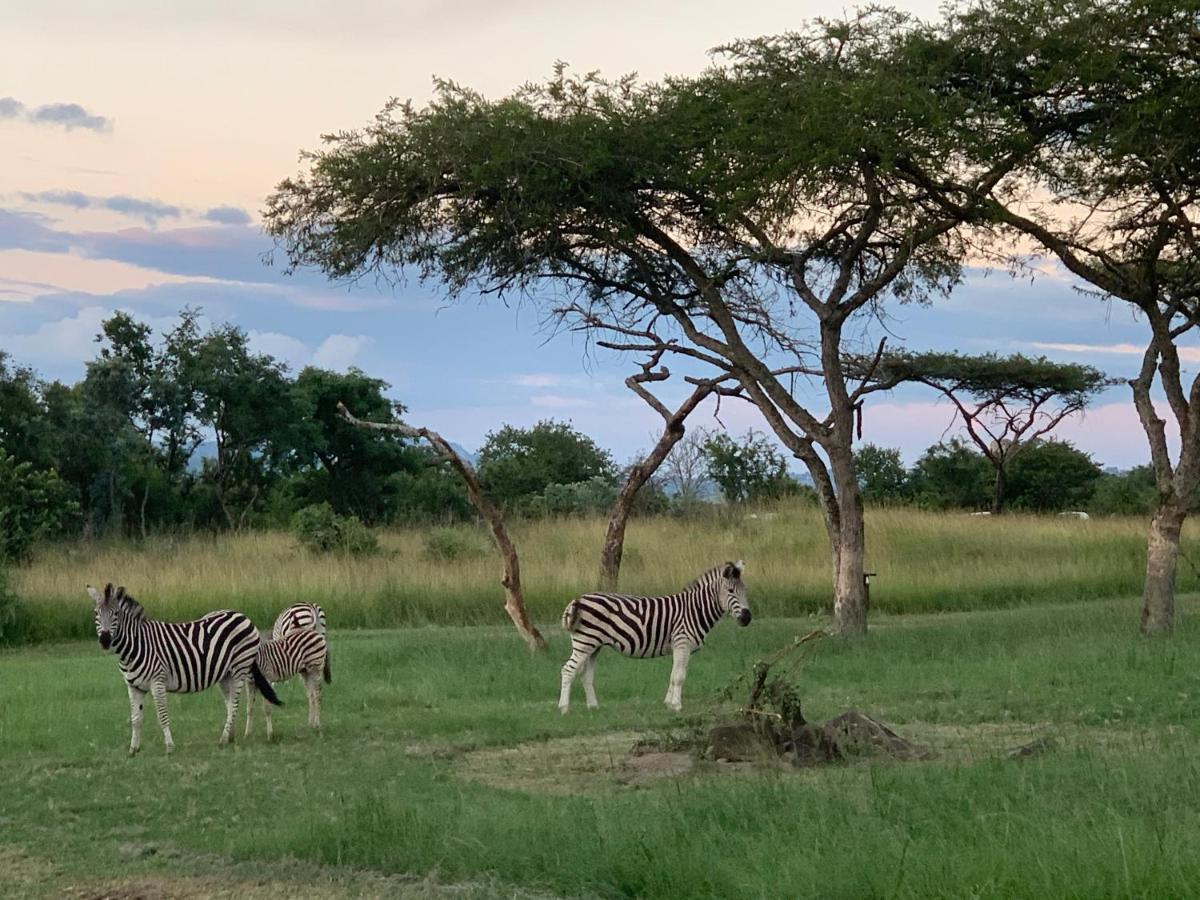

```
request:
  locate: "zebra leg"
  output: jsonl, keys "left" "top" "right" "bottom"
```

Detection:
{"left": 664, "top": 644, "right": 691, "bottom": 712}
{"left": 126, "top": 683, "right": 146, "bottom": 756}
{"left": 244, "top": 683, "right": 256, "bottom": 738}
{"left": 305, "top": 671, "right": 322, "bottom": 730}
{"left": 559, "top": 643, "right": 591, "bottom": 713}
{"left": 217, "top": 673, "right": 242, "bottom": 745}
{"left": 581, "top": 652, "right": 599, "bottom": 709}
{"left": 149, "top": 681, "right": 174, "bottom": 753}
{"left": 264, "top": 693, "right": 275, "bottom": 741}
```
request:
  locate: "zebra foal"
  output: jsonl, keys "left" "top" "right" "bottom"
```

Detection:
{"left": 271, "top": 601, "right": 331, "bottom": 684}
{"left": 87, "top": 583, "right": 281, "bottom": 755}
{"left": 246, "top": 629, "right": 329, "bottom": 740}
{"left": 558, "top": 561, "right": 752, "bottom": 713}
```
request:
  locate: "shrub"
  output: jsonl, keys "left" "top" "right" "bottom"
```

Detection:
{"left": 423, "top": 526, "right": 488, "bottom": 562}
{"left": 0, "top": 567, "right": 26, "bottom": 645}
{"left": 0, "top": 449, "right": 79, "bottom": 563}
{"left": 291, "top": 502, "right": 378, "bottom": 555}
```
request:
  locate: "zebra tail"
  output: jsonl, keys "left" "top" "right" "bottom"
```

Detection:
{"left": 251, "top": 661, "right": 284, "bottom": 706}
{"left": 323, "top": 649, "right": 332, "bottom": 684}
{"left": 561, "top": 599, "right": 582, "bottom": 632}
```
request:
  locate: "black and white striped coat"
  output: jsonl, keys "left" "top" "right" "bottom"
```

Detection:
{"left": 245, "top": 628, "right": 329, "bottom": 740}
{"left": 271, "top": 601, "right": 330, "bottom": 684}
{"left": 87, "top": 583, "right": 280, "bottom": 755}
{"left": 558, "top": 561, "right": 752, "bottom": 713}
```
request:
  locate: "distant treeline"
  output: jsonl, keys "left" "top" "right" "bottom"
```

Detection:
{"left": 0, "top": 309, "right": 1152, "bottom": 565}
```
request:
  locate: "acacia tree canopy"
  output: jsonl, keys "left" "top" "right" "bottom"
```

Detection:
{"left": 265, "top": 11, "right": 1025, "bottom": 635}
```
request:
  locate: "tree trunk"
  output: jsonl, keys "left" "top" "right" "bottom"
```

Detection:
{"left": 598, "top": 422, "right": 685, "bottom": 590}
{"left": 139, "top": 483, "right": 150, "bottom": 540}
{"left": 990, "top": 465, "right": 1007, "bottom": 515}
{"left": 828, "top": 441, "right": 868, "bottom": 637}
{"left": 1141, "top": 503, "right": 1185, "bottom": 636}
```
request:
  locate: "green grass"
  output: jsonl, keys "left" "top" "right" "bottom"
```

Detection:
{"left": 3, "top": 600, "right": 1200, "bottom": 898}
{"left": 12, "top": 504, "right": 1197, "bottom": 643}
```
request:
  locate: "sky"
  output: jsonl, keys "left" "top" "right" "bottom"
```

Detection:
{"left": 1, "top": 0, "right": 1190, "bottom": 469}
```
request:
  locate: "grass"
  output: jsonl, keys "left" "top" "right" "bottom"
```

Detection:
{"left": 3, "top": 599, "right": 1200, "bottom": 898}
{"left": 12, "top": 504, "right": 1198, "bottom": 643}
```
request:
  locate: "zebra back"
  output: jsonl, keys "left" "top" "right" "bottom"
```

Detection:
{"left": 272, "top": 602, "right": 327, "bottom": 640}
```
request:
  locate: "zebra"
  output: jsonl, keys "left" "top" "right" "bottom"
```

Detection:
{"left": 271, "top": 601, "right": 330, "bottom": 683}
{"left": 245, "top": 628, "right": 329, "bottom": 741}
{"left": 558, "top": 560, "right": 752, "bottom": 714}
{"left": 87, "top": 583, "right": 281, "bottom": 755}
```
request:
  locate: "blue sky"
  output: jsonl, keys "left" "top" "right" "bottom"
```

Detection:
{"left": 1, "top": 0, "right": 1189, "bottom": 469}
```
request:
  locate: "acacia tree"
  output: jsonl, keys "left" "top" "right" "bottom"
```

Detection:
{"left": 265, "top": 13, "right": 1019, "bottom": 635}
{"left": 894, "top": 0, "right": 1200, "bottom": 633}
{"left": 884, "top": 352, "right": 1109, "bottom": 513}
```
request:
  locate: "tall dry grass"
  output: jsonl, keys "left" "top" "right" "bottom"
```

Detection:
{"left": 12, "top": 503, "right": 1190, "bottom": 642}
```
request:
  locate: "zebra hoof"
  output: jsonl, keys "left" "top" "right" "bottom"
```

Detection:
{"left": 164, "top": 744, "right": 174, "bottom": 755}
{"left": 128, "top": 746, "right": 140, "bottom": 757}
{"left": 558, "top": 704, "right": 570, "bottom": 715}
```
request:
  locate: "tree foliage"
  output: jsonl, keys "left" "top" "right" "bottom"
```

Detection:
{"left": 477, "top": 420, "right": 615, "bottom": 510}
{"left": 701, "top": 430, "right": 797, "bottom": 504}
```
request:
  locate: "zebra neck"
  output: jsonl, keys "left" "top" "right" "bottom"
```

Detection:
{"left": 112, "top": 613, "right": 148, "bottom": 659}
{"left": 695, "top": 591, "right": 723, "bottom": 635}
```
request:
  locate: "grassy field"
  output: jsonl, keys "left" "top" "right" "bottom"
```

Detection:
{"left": 3, "top": 599, "right": 1200, "bottom": 898}
{"left": 11, "top": 504, "right": 1196, "bottom": 643}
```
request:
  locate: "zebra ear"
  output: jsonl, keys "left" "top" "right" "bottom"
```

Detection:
{"left": 86, "top": 584, "right": 103, "bottom": 603}
{"left": 104, "top": 583, "right": 114, "bottom": 602}
{"left": 723, "top": 561, "right": 743, "bottom": 580}
{"left": 115, "top": 586, "right": 127, "bottom": 601}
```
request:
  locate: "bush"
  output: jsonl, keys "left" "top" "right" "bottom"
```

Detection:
{"left": 0, "top": 449, "right": 79, "bottom": 563}
{"left": 423, "top": 526, "right": 488, "bottom": 562}
{"left": 291, "top": 502, "right": 378, "bottom": 555}
{"left": 0, "top": 567, "right": 26, "bottom": 645}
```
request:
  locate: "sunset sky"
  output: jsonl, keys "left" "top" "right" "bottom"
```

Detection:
{"left": 1, "top": 0, "right": 1183, "bottom": 468}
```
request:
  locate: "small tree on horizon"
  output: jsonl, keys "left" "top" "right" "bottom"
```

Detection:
{"left": 879, "top": 352, "right": 1110, "bottom": 514}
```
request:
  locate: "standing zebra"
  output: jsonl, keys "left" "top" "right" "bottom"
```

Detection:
{"left": 245, "top": 628, "right": 330, "bottom": 740}
{"left": 558, "top": 561, "right": 752, "bottom": 714}
{"left": 271, "top": 601, "right": 330, "bottom": 683}
{"left": 87, "top": 583, "right": 281, "bottom": 754}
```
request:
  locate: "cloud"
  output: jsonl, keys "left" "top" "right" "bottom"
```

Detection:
{"left": 27, "top": 101, "right": 110, "bottom": 132}
{"left": 530, "top": 393, "right": 595, "bottom": 408}
{"left": 312, "top": 334, "right": 372, "bottom": 370}
{"left": 0, "top": 97, "right": 24, "bottom": 119}
{"left": 512, "top": 373, "right": 562, "bottom": 387}
{"left": 1030, "top": 340, "right": 1200, "bottom": 364}
{"left": 4, "top": 306, "right": 111, "bottom": 363}
{"left": 247, "top": 330, "right": 310, "bottom": 369}
{"left": 0, "top": 209, "right": 73, "bottom": 253}
{"left": 203, "top": 206, "right": 252, "bottom": 226}
{"left": 21, "top": 190, "right": 182, "bottom": 225}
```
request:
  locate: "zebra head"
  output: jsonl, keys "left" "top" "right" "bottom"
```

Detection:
{"left": 86, "top": 582, "right": 121, "bottom": 650}
{"left": 721, "top": 561, "right": 752, "bottom": 626}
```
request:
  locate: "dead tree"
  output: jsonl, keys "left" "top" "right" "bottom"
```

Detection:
{"left": 336, "top": 402, "right": 547, "bottom": 651}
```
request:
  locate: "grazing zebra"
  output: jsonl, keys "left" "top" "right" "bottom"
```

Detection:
{"left": 245, "top": 629, "right": 329, "bottom": 740}
{"left": 558, "top": 561, "right": 752, "bottom": 714}
{"left": 271, "top": 601, "right": 330, "bottom": 683}
{"left": 87, "top": 583, "right": 281, "bottom": 755}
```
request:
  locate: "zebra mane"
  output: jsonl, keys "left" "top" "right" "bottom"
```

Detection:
{"left": 114, "top": 586, "right": 147, "bottom": 621}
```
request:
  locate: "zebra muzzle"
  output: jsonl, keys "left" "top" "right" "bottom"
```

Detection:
{"left": 98, "top": 631, "right": 113, "bottom": 649}
{"left": 737, "top": 610, "right": 752, "bottom": 627}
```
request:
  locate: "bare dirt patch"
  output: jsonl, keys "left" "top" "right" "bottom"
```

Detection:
{"left": 455, "top": 718, "right": 1157, "bottom": 796}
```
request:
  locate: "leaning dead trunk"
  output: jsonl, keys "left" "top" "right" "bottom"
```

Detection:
{"left": 1142, "top": 502, "right": 1185, "bottom": 636}
{"left": 337, "top": 402, "right": 547, "bottom": 651}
